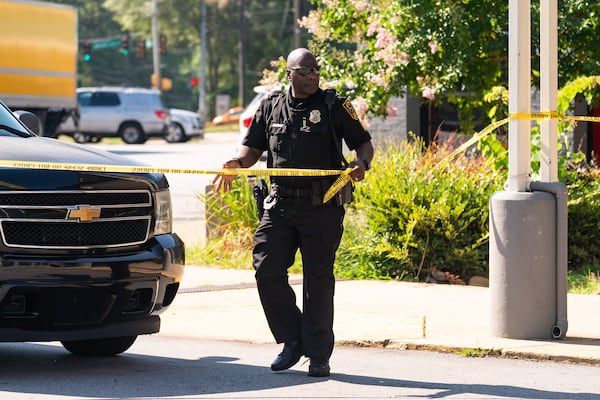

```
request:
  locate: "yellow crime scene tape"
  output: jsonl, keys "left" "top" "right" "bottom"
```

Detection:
{"left": 322, "top": 167, "right": 353, "bottom": 203}
{"left": 510, "top": 111, "right": 600, "bottom": 123}
{"left": 438, "top": 111, "right": 600, "bottom": 167}
{"left": 2, "top": 110, "right": 596, "bottom": 204}
{"left": 438, "top": 118, "right": 509, "bottom": 167}
{"left": 0, "top": 160, "right": 343, "bottom": 177}
{"left": 0, "top": 159, "right": 346, "bottom": 203}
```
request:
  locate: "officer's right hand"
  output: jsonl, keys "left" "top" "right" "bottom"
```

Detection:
{"left": 212, "top": 159, "right": 241, "bottom": 192}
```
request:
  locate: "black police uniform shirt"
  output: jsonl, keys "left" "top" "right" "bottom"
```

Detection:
{"left": 242, "top": 87, "right": 371, "bottom": 189}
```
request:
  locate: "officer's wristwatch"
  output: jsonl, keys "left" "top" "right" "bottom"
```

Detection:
{"left": 360, "top": 158, "right": 371, "bottom": 171}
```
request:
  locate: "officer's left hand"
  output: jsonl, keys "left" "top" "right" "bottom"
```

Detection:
{"left": 348, "top": 160, "right": 366, "bottom": 182}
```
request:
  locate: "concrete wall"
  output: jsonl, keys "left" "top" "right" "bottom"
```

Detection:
{"left": 365, "top": 91, "right": 420, "bottom": 142}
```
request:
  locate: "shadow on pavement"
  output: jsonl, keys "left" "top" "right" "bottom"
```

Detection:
{"left": 0, "top": 342, "right": 597, "bottom": 399}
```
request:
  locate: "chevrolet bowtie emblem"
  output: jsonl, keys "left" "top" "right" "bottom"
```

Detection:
{"left": 67, "top": 205, "right": 101, "bottom": 222}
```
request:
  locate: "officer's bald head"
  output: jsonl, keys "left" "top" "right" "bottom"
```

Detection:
{"left": 286, "top": 48, "right": 320, "bottom": 98}
{"left": 287, "top": 48, "right": 315, "bottom": 67}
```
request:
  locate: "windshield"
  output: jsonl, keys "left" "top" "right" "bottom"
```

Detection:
{"left": 0, "top": 100, "right": 32, "bottom": 137}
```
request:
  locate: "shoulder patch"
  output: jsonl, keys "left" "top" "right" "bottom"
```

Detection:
{"left": 342, "top": 99, "right": 359, "bottom": 120}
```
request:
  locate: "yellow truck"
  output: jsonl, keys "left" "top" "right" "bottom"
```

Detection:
{"left": 0, "top": 0, "right": 78, "bottom": 137}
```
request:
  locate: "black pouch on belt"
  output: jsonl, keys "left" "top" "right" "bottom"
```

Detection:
{"left": 311, "top": 180, "right": 354, "bottom": 206}
{"left": 338, "top": 181, "right": 354, "bottom": 205}
{"left": 252, "top": 179, "right": 269, "bottom": 220}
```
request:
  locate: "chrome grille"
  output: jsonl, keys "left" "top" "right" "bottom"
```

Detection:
{"left": 0, "top": 190, "right": 152, "bottom": 249}
{"left": 0, "top": 192, "right": 150, "bottom": 206}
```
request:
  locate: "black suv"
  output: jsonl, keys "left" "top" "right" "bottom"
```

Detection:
{"left": 0, "top": 98, "right": 185, "bottom": 356}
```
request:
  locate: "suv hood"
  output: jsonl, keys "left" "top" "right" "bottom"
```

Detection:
{"left": 170, "top": 108, "right": 200, "bottom": 118}
{"left": 4, "top": 136, "right": 137, "bottom": 165}
{"left": 0, "top": 136, "right": 167, "bottom": 191}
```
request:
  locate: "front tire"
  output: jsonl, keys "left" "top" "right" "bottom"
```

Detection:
{"left": 165, "top": 122, "right": 188, "bottom": 143}
{"left": 61, "top": 336, "right": 138, "bottom": 356}
{"left": 73, "top": 132, "right": 92, "bottom": 144}
{"left": 119, "top": 123, "right": 147, "bottom": 144}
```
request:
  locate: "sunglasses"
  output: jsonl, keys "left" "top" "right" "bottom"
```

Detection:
{"left": 288, "top": 66, "right": 321, "bottom": 76}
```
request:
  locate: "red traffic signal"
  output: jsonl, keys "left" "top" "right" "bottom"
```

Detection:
{"left": 137, "top": 39, "right": 146, "bottom": 59}
{"left": 159, "top": 34, "right": 167, "bottom": 55}
{"left": 189, "top": 77, "right": 199, "bottom": 87}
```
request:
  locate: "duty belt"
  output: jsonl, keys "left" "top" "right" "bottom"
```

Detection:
{"left": 276, "top": 186, "right": 313, "bottom": 198}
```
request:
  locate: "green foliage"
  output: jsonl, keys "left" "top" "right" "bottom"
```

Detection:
{"left": 557, "top": 76, "right": 600, "bottom": 111}
{"left": 193, "top": 176, "right": 260, "bottom": 267}
{"left": 300, "top": 0, "right": 600, "bottom": 127}
{"left": 477, "top": 76, "right": 597, "bottom": 183}
{"left": 193, "top": 176, "right": 304, "bottom": 273}
{"left": 48, "top": 0, "right": 315, "bottom": 113}
{"left": 567, "top": 263, "right": 600, "bottom": 294}
{"left": 190, "top": 137, "right": 600, "bottom": 285}
{"left": 567, "top": 171, "right": 600, "bottom": 270}
{"left": 335, "top": 139, "right": 504, "bottom": 281}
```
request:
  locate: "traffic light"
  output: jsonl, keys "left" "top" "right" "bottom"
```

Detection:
{"left": 189, "top": 77, "right": 199, "bottom": 87}
{"left": 137, "top": 39, "right": 146, "bottom": 59}
{"left": 83, "top": 41, "right": 91, "bottom": 61}
{"left": 159, "top": 34, "right": 167, "bottom": 55}
{"left": 121, "top": 34, "right": 129, "bottom": 55}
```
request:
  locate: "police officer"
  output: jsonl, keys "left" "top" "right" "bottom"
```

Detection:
{"left": 215, "top": 48, "right": 373, "bottom": 377}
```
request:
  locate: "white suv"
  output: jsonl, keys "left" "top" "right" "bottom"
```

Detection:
{"left": 166, "top": 108, "right": 205, "bottom": 143}
{"left": 238, "top": 90, "right": 267, "bottom": 142}
{"left": 57, "top": 87, "right": 171, "bottom": 144}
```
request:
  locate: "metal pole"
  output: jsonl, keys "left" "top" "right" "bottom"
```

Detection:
{"left": 238, "top": 0, "right": 246, "bottom": 106}
{"left": 199, "top": 0, "right": 207, "bottom": 118}
{"left": 490, "top": 0, "right": 564, "bottom": 340}
{"left": 151, "top": 0, "right": 161, "bottom": 90}
{"left": 506, "top": 0, "right": 531, "bottom": 192}
{"left": 540, "top": 0, "right": 558, "bottom": 182}
{"left": 293, "top": 0, "right": 300, "bottom": 48}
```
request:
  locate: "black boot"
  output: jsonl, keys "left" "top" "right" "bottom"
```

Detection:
{"left": 271, "top": 341, "right": 303, "bottom": 371}
{"left": 308, "top": 358, "right": 330, "bottom": 377}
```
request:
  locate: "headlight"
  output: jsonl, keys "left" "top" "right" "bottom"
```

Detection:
{"left": 154, "top": 189, "right": 172, "bottom": 235}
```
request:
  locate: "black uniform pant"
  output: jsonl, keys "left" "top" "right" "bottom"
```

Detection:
{"left": 253, "top": 197, "right": 345, "bottom": 360}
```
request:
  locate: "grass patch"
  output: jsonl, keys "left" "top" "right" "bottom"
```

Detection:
{"left": 186, "top": 239, "right": 600, "bottom": 295}
{"left": 455, "top": 348, "right": 502, "bottom": 358}
{"left": 186, "top": 240, "right": 303, "bottom": 273}
{"left": 568, "top": 265, "right": 600, "bottom": 294}
{"left": 205, "top": 123, "right": 239, "bottom": 133}
{"left": 186, "top": 228, "right": 254, "bottom": 270}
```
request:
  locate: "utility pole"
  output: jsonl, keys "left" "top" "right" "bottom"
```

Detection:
{"left": 151, "top": 0, "right": 161, "bottom": 90}
{"left": 199, "top": 0, "right": 207, "bottom": 118}
{"left": 238, "top": 0, "right": 246, "bottom": 106}
{"left": 293, "top": 0, "right": 300, "bottom": 48}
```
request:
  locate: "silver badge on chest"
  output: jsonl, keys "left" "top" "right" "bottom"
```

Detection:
{"left": 309, "top": 109, "right": 321, "bottom": 124}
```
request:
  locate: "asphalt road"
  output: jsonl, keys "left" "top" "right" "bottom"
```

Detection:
{"left": 2, "top": 134, "right": 599, "bottom": 399}
{"left": 1, "top": 336, "right": 599, "bottom": 399}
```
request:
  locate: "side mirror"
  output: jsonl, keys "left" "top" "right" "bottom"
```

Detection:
{"left": 12, "top": 110, "right": 40, "bottom": 135}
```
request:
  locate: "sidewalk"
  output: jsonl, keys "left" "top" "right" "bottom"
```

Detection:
{"left": 158, "top": 265, "right": 600, "bottom": 366}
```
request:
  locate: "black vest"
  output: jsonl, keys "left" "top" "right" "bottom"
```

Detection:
{"left": 266, "top": 89, "right": 343, "bottom": 188}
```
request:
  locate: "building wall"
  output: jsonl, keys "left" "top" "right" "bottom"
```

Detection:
{"left": 364, "top": 90, "right": 420, "bottom": 142}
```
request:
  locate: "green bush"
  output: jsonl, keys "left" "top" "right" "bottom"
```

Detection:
{"left": 193, "top": 176, "right": 260, "bottom": 268}
{"left": 335, "top": 138, "right": 504, "bottom": 281}
{"left": 193, "top": 136, "right": 600, "bottom": 285}
{"left": 567, "top": 170, "right": 600, "bottom": 270}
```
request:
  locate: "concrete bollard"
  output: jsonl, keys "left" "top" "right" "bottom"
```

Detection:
{"left": 489, "top": 190, "right": 557, "bottom": 339}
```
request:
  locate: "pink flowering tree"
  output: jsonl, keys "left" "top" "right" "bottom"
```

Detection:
{"left": 274, "top": 0, "right": 600, "bottom": 131}
{"left": 293, "top": 0, "right": 508, "bottom": 125}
